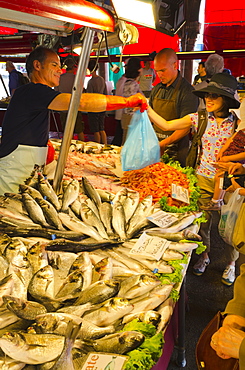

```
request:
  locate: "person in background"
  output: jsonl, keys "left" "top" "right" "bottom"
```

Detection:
{"left": 139, "top": 60, "right": 156, "bottom": 98}
{"left": 193, "top": 61, "right": 207, "bottom": 85}
{"left": 148, "top": 73, "right": 240, "bottom": 286}
{"left": 195, "top": 53, "right": 224, "bottom": 110}
{"left": 111, "top": 72, "right": 127, "bottom": 146}
{"left": 149, "top": 48, "right": 199, "bottom": 166}
{"left": 121, "top": 57, "right": 143, "bottom": 144}
{"left": 5, "top": 61, "right": 20, "bottom": 96}
{"left": 55, "top": 57, "right": 84, "bottom": 141}
{"left": 86, "top": 59, "right": 108, "bottom": 144}
{"left": 0, "top": 46, "right": 147, "bottom": 195}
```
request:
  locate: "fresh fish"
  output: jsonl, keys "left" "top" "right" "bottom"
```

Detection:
{"left": 0, "top": 331, "right": 65, "bottom": 364}
{"left": 70, "top": 198, "right": 82, "bottom": 218}
{"left": 48, "top": 321, "right": 81, "bottom": 370}
{"left": 126, "top": 195, "right": 153, "bottom": 236}
{"left": 0, "top": 216, "right": 42, "bottom": 229}
{"left": 55, "top": 270, "right": 84, "bottom": 300}
{"left": 0, "top": 356, "right": 26, "bottom": 369}
{"left": 0, "top": 233, "right": 12, "bottom": 254}
{"left": 19, "top": 184, "right": 43, "bottom": 200}
{"left": 145, "top": 228, "right": 202, "bottom": 242}
{"left": 136, "top": 257, "right": 174, "bottom": 274}
{"left": 81, "top": 177, "right": 101, "bottom": 208}
{"left": 161, "top": 249, "right": 184, "bottom": 261}
{"left": 75, "top": 279, "right": 120, "bottom": 306}
{"left": 126, "top": 218, "right": 152, "bottom": 239}
{"left": 112, "top": 201, "right": 127, "bottom": 240}
{"left": 3, "top": 295, "right": 47, "bottom": 320}
{"left": 112, "top": 188, "right": 128, "bottom": 206}
{"left": 61, "top": 179, "right": 80, "bottom": 213}
{"left": 99, "top": 202, "right": 115, "bottom": 237}
{"left": 22, "top": 193, "right": 50, "bottom": 228}
{"left": 80, "top": 194, "right": 100, "bottom": 219}
{"left": 96, "top": 189, "right": 115, "bottom": 202}
{"left": 37, "top": 173, "right": 61, "bottom": 211}
{"left": 0, "top": 193, "right": 29, "bottom": 215}
{"left": 68, "top": 252, "right": 93, "bottom": 290}
{"left": 91, "top": 331, "right": 144, "bottom": 354}
{"left": 156, "top": 212, "right": 203, "bottom": 233}
{"left": 94, "top": 257, "right": 113, "bottom": 280}
{"left": 0, "top": 205, "right": 33, "bottom": 223}
{"left": 35, "top": 198, "right": 64, "bottom": 230}
{"left": 156, "top": 297, "right": 174, "bottom": 333}
{"left": 80, "top": 204, "right": 109, "bottom": 240}
{"left": 58, "top": 213, "right": 104, "bottom": 241}
{"left": 118, "top": 274, "right": 161, "bottom": 299}
{"left": 4, "top": 238, "right": 27, "bottom": 263}
{"left": 123, "top": 190, "right": 140, "bottom": 223}
{"left": 0, "top": 306, "right": 20, "bottom": 328}
{"left": 28, "top": 265, "right": 55, "bottom": 302}
{"left": 168, "top": 242, "right": 199, "bottom": 252}
{"left": 82, "top": 297, "right": 134, "bottom": 327}
{"left": 0, "top": 275, "right": 14, "bottom": 306}
{"left": 122, "top": 310, "right": 161, "bottom": 326}
{"left": 27, "top": 242, "right": 49, "bottom": 274}
{"left": 57, "top": 302, "right": 92, "bottom": 316}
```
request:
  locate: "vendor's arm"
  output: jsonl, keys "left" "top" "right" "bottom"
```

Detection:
{"left": 148, "top": 106, "right": 192, "bottom": 130}
{"left": 159, "top": 128, "right": 190, "bottom": 154}
{"left": 48, "top": 92, "right": 148, "bottom": 113}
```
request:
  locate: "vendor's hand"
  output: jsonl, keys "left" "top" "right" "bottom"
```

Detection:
{"left": 228, "top": 162, "right": 245, "bottom": 175}
{"left": 211, "top": 326, "right": 245, "bottom": 360}
{"left": 159, "top": 140, "right": 168, "bottom": 156}
{"left": 126, "top": 93, "right": 148, "bottom": 113}
{"left": 226, "top": 177, "right": 243, "bottom": 193}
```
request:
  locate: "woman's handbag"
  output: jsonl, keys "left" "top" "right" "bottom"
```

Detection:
{"left": 196, "top": 311, "right": 239, "bottom": 370}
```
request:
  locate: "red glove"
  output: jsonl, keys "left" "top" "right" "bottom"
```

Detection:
{"left": 46, "top": 140, "right": 55, "bottom": 165}
{"left": 126, "top": 93, "right": 148, "bottom": 112}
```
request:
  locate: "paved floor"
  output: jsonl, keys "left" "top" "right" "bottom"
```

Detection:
{"left": 167, "top": 212, "right": 245, "bottom": 370}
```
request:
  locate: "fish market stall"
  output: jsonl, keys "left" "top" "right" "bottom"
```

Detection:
{"left": 0, "top": 146, "right": 205, "bottom": 369}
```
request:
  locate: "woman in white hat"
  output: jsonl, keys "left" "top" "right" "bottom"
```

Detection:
{"left": 148, "top": 72, "right": 241, "bottom": 285}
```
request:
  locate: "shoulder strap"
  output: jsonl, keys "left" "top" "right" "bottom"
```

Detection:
{"left": 230, "top": 110, "right": 239, "bottom": 133}
{"left": 197, "top": 109, "right": 208, "bottom": 139}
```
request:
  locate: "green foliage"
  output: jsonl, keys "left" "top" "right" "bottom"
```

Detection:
{"left": 180, "top": 239, "right": 207, "bottom": 255}
{"left": 123, "top": 319, "right": 156, "bottom": 338}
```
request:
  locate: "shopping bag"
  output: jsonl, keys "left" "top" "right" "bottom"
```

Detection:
{"left": 218, "top": 188, "right": 245, "bottom": 246}
{"left": 232, "top": 203, "right": 245, "bottom": 254}
{"left": 121, "top": 110, "right": 160, "bottom": 171}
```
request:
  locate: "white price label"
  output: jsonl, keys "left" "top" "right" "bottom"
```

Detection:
{"left": 148, "top": 210, "right": 179, "bottom": 228}
{"left": 81, "top": 353, "right": 127, "bottom": 370}
{"left": 130, "top": 232, "right": 171, "bottom": 261}
{"left": 171, "top": 184, "right": 190, "bottom": 204}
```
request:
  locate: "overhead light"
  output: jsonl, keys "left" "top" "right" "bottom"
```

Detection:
{"left": 111, "top": 0, "right": 156, "bottom": 29}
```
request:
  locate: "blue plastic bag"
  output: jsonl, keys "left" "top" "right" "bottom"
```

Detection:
{"left": 121, "top": 110, "right": 160, "bottom": 171}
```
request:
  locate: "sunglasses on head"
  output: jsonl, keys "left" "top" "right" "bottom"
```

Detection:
{"left": 204, "top": 93, "right": 222, "bottom": 100}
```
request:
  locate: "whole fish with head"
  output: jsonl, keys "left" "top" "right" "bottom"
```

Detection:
{"left": 0, "top": 216, "right": 42, "bottom": 230}
{"left": 0, "top": 275, "right": 14, "bottom": 306}
{"left": 3, "top": 295, "right": 47, "bottom": 320}
{"left": 4, "top": 238, "right": 27, "bottom": 263}
{"left": 112, "top": 188, "right": 128, "bottom": 206}
{"left": 28, "top": 265, "right": 55, "bottom": 302}
{"left": 168, "top": 242, "right": 199, "bottom": 252}
{"left": 96, "top": 189, "right": 115, "bottom": 203}
{"left": 61, "top": 179, "right": 80, "bottom": 213}
{"left": 75, "top": 279, "right": 120, "bottom": 306}
{"left": 161, "top": 249, "right": 184, "bottom": 261}
{"left": 135, "top": 256, "right": 174, "bottom": 274}
{"left": 68, "top": 252, "right": 93, "bottom": 290}
{"left": 80, "top": 203, "right": 109, "bottom": 240}
{"left": 55, "top": 270, "right": 84, "bottom": 300}
{"left": 126, "top": 195, "right": 153, "bottom": 235}
{"left": 48, "top": 321, "right": 81, "bottom": 370}
{"left": 94, "top": 257, "right": 113, "bottom": 280}
{"left": 0, "top": 205, "right": 33, "bottom": 223}
{"left": 145, "top": 228, "right": 202, "bottom": 242}
{"left": 0, "top": 331, "right": 65, "bottom": 364}
{"left": 81, "top": 177, "right": 101, "bottom": 208}
{"left": 99, "top": 202, "right": 115, "bottom": 237}
{"left": 35, "top": 198, "right": 64, "bottom": 230}
{"left": 70, "top": 198, "right": 82, "bottom": 219}
{"left": 111, "top": 201, "right": 127, "bottom": 240}
{"left": 58, "top": 213, "right": 104, "bottom": 241}
{"left": 122, "top": 310, "right": 161, "bottom": 327}
{"left": 37, "top": 173, "right": 61, "bottom": 211}
{"left": 91, "top": 331, "right": 145, "bottom": 354}
{"left": 123, "top": 190, "right": 140, "bottom": 224}
{"left": 82, "top": 297, "right": 134, "bottom": 327}
{"left": 21, "top": 193, "right": 50, "bottom": 228}
{"left": 118, "top": 274, "right": 161, "bottom": 299}
{"left": 80, "top": 194, "right": 100, "bottom": 219}
{"left": 19, "top": 184, "right": 43, "bottom": 201}
{"left": 47, "top": 250, "right": 77, "bottom": 292}
{"left": 27, "top": 242, "right": 49, "bottom": 274}
{"left": 0, "top": 356, "right": 26, "bottom": 370}
{"left": 57, "top": 302, "right": 92, "bottom": 316}
{"left": 156, "top": 297, "right": 174, "bottom": 334}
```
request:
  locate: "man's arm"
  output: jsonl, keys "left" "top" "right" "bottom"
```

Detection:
{"left": 159, "top": 128, "right": 190, "bottom": 154}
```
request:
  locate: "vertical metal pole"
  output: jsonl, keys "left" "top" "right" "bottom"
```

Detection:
{"left": 53, "top": 27, "right": 95, "bottom": 193}
{"left": 176, "top": 275, "right": 187, "bottom": 367}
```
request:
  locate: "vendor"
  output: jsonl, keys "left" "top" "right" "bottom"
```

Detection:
{"left": 0, "top": 46, "right": 147, "bottom": 195}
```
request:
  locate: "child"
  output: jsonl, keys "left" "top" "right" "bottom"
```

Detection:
{"left": 201, "top": 121, "right": 245, "bottom": 211}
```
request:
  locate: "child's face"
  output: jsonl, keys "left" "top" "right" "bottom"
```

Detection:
{"left": 205, "top": 94, "right": 223, "bottom": 113}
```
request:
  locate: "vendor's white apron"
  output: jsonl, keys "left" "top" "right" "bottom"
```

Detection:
{"left": 0, "top": 145, "right": 47, "bottom": 195}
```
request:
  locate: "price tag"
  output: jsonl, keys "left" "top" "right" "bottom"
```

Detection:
{"left": 171, "top": 184, "right": 190, "bottom": 204}
{"left": 81, "top": 353, "right": 128, "bottom": 370}
{"left": 129, "top": 232, "right": 171, "bottom": 261}
{"left": 147, "top": 210, "right": 179, "bottom": 228}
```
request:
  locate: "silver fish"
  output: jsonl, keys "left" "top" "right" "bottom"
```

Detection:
{"left": 112, "top": 201, "right": 127, "bottom": 240}
{"left": 0, "top": 205, "right": 33, "bottom": 223}
{"left": 80, "top": 194, "right": 100, "bottom": 219}
{"left": 35, "top": 198, "right": 64, "bottom": 230}
{"left": 0, "top": 256, "right": 10, "bottom": 283}
{"left": 55, "top": 270, "right": 84, "bottom": 300}
{"left": 28, "top": 265, "right": 55, "bottom": 302}
{"left": 82, "top": 297, "right": 134, "bottom": 327}
{"left": 0, "top": 331, "right": 65, "bottom": 365}
{"left": 99, "top": 202, "right": 115, "bottom": 237}
{"left": 122, "top": 310, "right": 161, "bottom": 326}
{"left": 61, "top": 179, "right": 80, "bottom": 213}
{"left": 136, "top": 256, "right": 174, "bottom": 274}
{"left": 0, "top": 216, "right": 42, "bottom": 229}
{"left": 96, "top": 189, "right": 115, "bottom": 202}
{"left": 22, "top": 193, "right": 50, "bottom": 228}
{"left": 68, "top": 252, "right": 93, "bottom": 290}
{"left": 0, "top": 356, "right": 26, "bottom": 369}
{"left": 81, "top": 177, "right": 101, "bottom": 208}
{"left": 3, "top": 295, "right": 47, "bottom": 320}
{"left": 0, "top": 193, "right": 29, "bottom": 215}
{"left": 75, "top": 279, "right": 120, "bottom": 306}
{"left": 157, "top": 211, "right": 203, "bottom": 233}
{"left": 118, "top": 274, "right": 161, "bottom": 299}
{"left": 80, "top": 203, "right": 109, "bottom": 240}
{"left": 57, "top": 302, "right": 92, "bottom": 316}
{"left": 38, "top": 173, "right": 61, "bottom": 211}
{"left": 145, "top": 228, "right": 202, "bottom": 242}
{"left": 19, "top": 184, "right": 43, "bottom": 200}
{"left": 123, "top": 190, "right": 140, "bottom": 224}
{"left": 0, "top": 306, "right": 19, "bottom": 329}
{"left": 27, "top": 242, "right": 49, "bottom": 274}
{"left": 156, "top": 297, "right": 174, "bottom": 333}
{"left": 0, "top": 233, "right": 12, "bottom": 254}
{"left": 168, "top": 242, "right": 199, "bottom": 252}
{"left": 106, "top": 249, "right": 152, "bottom": 275}
{"left": 92, "top": 331, "right": 144, "bottom": 354}
{"left": 94, "top": 257, "right": 113, "bottom": 280}
{"left": 126, "top": 195, "right": 153, "bottom": 236}
{"left": 112, "top": 188, "right": 128, "bottom": 206}
{"left": 161, "top": 249, "right": 184, "bottom": 261}
{"left": 0, "top": 275, "right": 14, "bottom": 306}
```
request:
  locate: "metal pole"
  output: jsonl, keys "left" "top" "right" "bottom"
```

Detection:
{"left": 53, "top": 27, "right": 95, "bottom": 193}
{"left": 176, "top": 275, "right": 187, "bottom": 367}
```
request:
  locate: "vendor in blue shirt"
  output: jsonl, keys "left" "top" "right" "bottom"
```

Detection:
{"left": 0, "top": 46, "right": 147, "bottom": 195}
